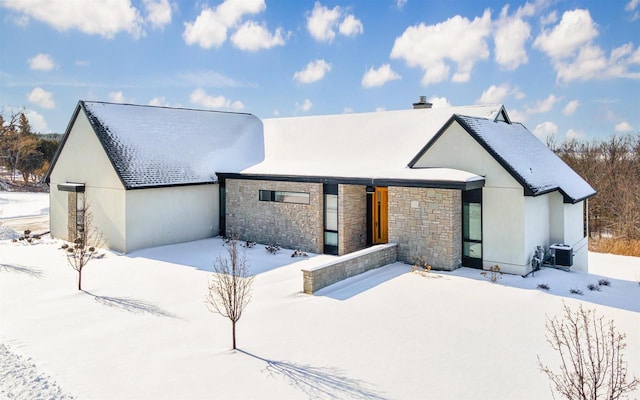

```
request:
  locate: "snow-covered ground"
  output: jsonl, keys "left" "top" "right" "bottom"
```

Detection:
{"left": 1, "top": 192, "right": 639, "bottom": 399}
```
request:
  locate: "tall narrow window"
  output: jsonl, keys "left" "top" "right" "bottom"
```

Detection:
{"left": 462, "top": 189, "right": 482, "bottom": 269}
{"left": 219, "top": 179, "right": 226, "bottom": 237}
{"left": 324, "top": 184, "right": 338, "bottom": 255}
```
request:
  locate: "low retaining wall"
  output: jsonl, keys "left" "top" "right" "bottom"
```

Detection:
{"left": 302, "top": 243, "right": 398, "bottom": 294}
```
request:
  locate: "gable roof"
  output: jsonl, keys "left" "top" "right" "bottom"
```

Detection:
{"left": 46, "top": 101, "right": 264, "bottom": 189}
{"left": 410, "top": 114, "right": 596, "bottom": 203}
{"left": 239, "top": 104, "right": 504, "bottom": 187}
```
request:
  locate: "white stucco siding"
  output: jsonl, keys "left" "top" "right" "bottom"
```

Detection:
{"left": 415, "top": 121, "right": 531, "bottom": 274}
{"left": 124, "top": 184, "right": 219, "bottom": 253}
{"left": 48, "top": 110, "right": 126, "bottom": 249}
{"left": 524, "top": 194, "right": 552, "bottom": 271}
{"left": 413, "top": 122, "right": 522, "bottom": 190}
{"left": 565, "top": 201, "right": 587, "bottom": 272}
{"left": 482, "top": 187, "right": 526, "bottom": 274}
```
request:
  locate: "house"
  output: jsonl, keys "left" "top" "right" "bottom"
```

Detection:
{"left": 45, "top": 101, "right": 263, "bottom": 253}
{"left": 46, "top": 99, "right": 595, "bottom": 275}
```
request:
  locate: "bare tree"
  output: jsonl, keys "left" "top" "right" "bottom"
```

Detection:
{"left": 538, "top": 303, "right": 639, "bottom": 400}
{"left": 60, "top": 203, "right": 103, "bottom": 291}
{"left": 205, "top": 238, "right": 254, "bottom": 350}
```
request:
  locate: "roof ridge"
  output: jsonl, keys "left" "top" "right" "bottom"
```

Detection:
{"left": 80, "top": 100, "right": 257, "bottom": 117}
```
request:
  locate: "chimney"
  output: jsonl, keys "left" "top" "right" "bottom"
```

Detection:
{"left": 413, "top": 95, "right": 432, "bottom": 109}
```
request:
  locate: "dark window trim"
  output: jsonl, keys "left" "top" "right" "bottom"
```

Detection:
{"left": 259, "top": 189, "right": 310, "bottom": 205}
{"left": 462, "top": 188, "right": 483, "bottom": 269}
{"left": 323, "top": 184, "right": 339, "bottom": 255}
{"left": 58, "top": 183, "right": 85, "bottom": 193}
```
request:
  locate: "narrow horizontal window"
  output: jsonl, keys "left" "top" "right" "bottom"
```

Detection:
{"left": 259, "top": 190, "right": 309, "bottom": 205}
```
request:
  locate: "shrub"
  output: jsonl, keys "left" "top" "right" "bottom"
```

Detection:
{"left": 569, "top": 288, "right": 583, "bottom": 295}
{"left": 291, "top": 249, "right": 308, "bottom": 257}
{"left": 537, "top": 282, "right": 551, "bottom": 290}
{"left": 481, "top": 265, "right": 502, "bottom": 283}
{"left": 538, "top": 303, "right": 639, "bottom": 399}
{"left": 587, "top": 283, "right": 601, "bottom": 292}
{"left": 598, "top": 278, "right": 611, "bottom": 287}
{"left": 411, "top": 256, "right": 431, "bottom": 275}
{"left": 241, "top": 240, "right": 256, "bottom": 249}
{"left": 12, "top": 229, "right": 41, "bottom": 245}
{"left": 265, "top": 244, "right": 281, "bottom": 254}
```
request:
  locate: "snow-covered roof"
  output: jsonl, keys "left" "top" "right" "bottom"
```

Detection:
{"left": 414, "top": 115, "right": 596, "bottom": 203}
{"left": 52, "top": 101, "right": 264, "bottom": 189}
{"left": 239, "top": 104, "right": 504, "bottom": 186}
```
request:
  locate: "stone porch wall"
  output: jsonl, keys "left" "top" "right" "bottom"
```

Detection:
{"left": 225, "top": 179, "right": 323, "bottom": 253}
{"left": 338, "top": 184, "right": 367, "bottom": 255}
{"left": 302, "top": 243, "right": 398, "bottom": 294}
{"left": 388, "top": 187, "right": 462, "bottom": 270}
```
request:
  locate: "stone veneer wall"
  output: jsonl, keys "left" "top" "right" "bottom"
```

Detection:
{"left": 388, "top": 187, "right": 462, "bottom": 270}
{"left": 302, "top": 243, "right": 398, "bottom": 294}
{"left": 225, "top": 179, "right": 323, "bottom": 253}
{"left": 338, "top": 184, "right": 367, "bottom": 255}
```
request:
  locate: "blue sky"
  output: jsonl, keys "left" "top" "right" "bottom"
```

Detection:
{"left": 1, "top": 0, "right": 638, "bottom": 141}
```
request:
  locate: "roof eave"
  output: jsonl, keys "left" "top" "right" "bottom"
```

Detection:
{"left": 216, "top": 172, "right": 484, "bottom": 190}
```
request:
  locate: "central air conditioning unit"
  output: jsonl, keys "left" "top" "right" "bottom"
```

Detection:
{"left": 550, "top": 244, "right": 573, "bottom": 267}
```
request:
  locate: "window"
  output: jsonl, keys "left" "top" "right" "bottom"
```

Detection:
{"left": 323, "top": 184, "right": 338, "bottom": 255}
{"left": 259, "top": 190, "right": 309, "bottom": 204}
{"left": 462, "top": 189, "right": 482, "bottom": 269}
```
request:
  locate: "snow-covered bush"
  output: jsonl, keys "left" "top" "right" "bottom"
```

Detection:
{"left": 481, "top": 265, "right": 502, "bottom": 283}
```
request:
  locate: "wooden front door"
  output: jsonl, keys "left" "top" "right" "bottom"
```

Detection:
{"left": 372, "top": 187, "right": 388, "bottom": 244}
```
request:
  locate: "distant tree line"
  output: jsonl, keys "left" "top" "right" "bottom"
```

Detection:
{"left": 0, "top": 110, "right": 59, "bottom": 183}
{"left": 549, "top": 134, "right": 639, "bottom": 248}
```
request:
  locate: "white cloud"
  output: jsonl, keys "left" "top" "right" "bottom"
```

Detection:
{"left": 306, "top": 2, "right": 363, "bottom": 43}
{"left": 293, "top": 59, "right": 331, "bottom": 84}
{"left": 508, "top": 109, "right": 528, "bottom": 123}
{"left": 108, "top": 91, "right": 130, "bottom": 103}
{"left": 390, "top": 9, "right": 492, "bottom": 85}
{"left": 533, "top": 9, "right": 598, "bottom": 60}
{"left": 562, "top": 100, "right": 580, "bottom": 116}
{"left": 477, "top": 83, "right": 525, "bottom": 104}
{"left": 148, "top": 97, "right": 170, "bottom": 107}
{"left": 554, "top": 43, "right": 640, "bottom": 82}
{"left": 614, "top": 121, "right": 635, "bottom": 132}
{"left": 626, "top": 0, "right": 640, "bottom": 20}
{"left": 183, "top": 0, "right": 265, "bottom": 49}
{"left": 2, "top": 0, "right": 144, "bottom": 38}
{"left": 533, "top": 121, "right": 558, "bottom": 141}
{"left": 75, "top": 59, "right": 90, "bottom": 67}
{"left": 189, "top": 88, "right": 244, "bottom": 111}
{"left": 28, "top": 53, "right": 56, "bottom": 71}
{"left": 375, "top": 107, "right": 386, "bottom": 112}
{"left": 396, "top": 0, "right": 408, "bottom": 9}
{"left": 533, "top": 9, "right": 640, "bottom": 83}
{"left": 295, "top": 99, "right": 313, "bottom": 112}
{"left": 493, "top": 5, "right": 531, "bottom": 70}
{"left": 339, "top": 14, "right": 363, "bottom": 37}
{"left": 231, "top": 21, "right": 285, "bottom": 51}
{"left": 525, "top": 94, "right": 559, "bottom": 114}
{"left": 428, "top": 96, "right": 451, "bottom": 108}
{"left": 540, "top": 11, "right": 557, "bottom": 26}
{"left": 24, "top": 109, "right": 49, "bottom": 133}
{"left": 565, "top": 128, "right": 586, "bottom": 140}
{"left": 306, "top": 2, "right": 341, "bottom": 43}
{"left": 343, "top": 107, "right": 354, "bottom": 113}
{"left": 143, "top": 0, "right": 172, "bottom": 30}
{"left": 361, "top": 64, "right": 401, "bottom": 88}
{"left": 27, "top": 87, "right": 55, "bottom": 109}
